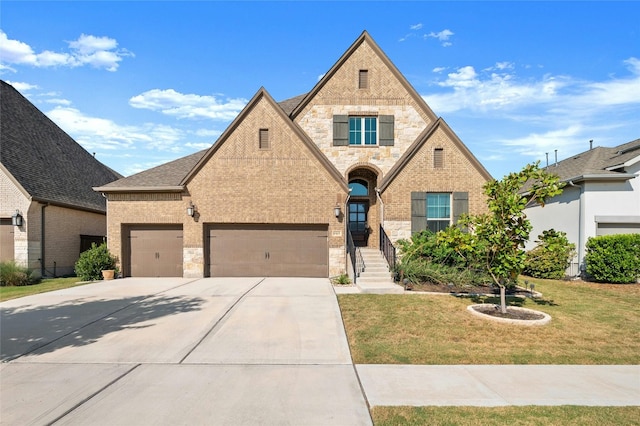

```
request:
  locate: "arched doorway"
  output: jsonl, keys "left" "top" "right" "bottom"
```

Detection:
{"left": 347, "top": 167, "right": 379, "bottom": 248}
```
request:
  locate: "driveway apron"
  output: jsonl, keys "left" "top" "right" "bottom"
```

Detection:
{"left": 0, "top": 277, "right": 372, "bottom": 426}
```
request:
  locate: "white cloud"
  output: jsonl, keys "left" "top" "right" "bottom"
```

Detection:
{"left": 432, "top": 67, "right": 447, "bottom": 73}
{"left": 426, "top": 29, "right": 454, "bottom": 47}
{"left": 0, "top": 30, "right": 132, "bottom": 72}
{"left": 410, "top": 23, "right": 423, "bottom": 31}
{"left": 129, "top": 89, "right": 247, "bottom": 120}
{"left": 4, "top": 80, "right": 39, "bottom": 92}
{"left": 45, "top": 98, "right": 72, "bottom": 106}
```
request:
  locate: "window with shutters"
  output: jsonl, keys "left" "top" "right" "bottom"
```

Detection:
{"left": 334, "top": 115, "right": 394, "bottom": 146}
{"left": 434, "top": 148, "right": 444, "bottom": 168}
{"left": 259, "top": 128, "right": 269, "bottom": 150}
{"left": 359, "top": 70, "right": 369, "bottom": 89}
{"left": 411, "top": 191, "right": 468, "bottom": 234}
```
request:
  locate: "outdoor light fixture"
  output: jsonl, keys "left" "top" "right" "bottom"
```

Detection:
{"left": 334, "top": 204, "right": 341, "bottom": 218}
{"left": 187, "top": 201, "right": 196, "bottom": 217}
{"left": 11, "top": 210, "right": 23, "bottom": 227}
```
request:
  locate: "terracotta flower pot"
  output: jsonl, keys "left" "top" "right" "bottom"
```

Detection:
{"left": 101, "top": 269, "right": 115, "bottom": 280}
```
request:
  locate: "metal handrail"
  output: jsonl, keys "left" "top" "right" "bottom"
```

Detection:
{"left": 347, "top": 230, "right": 358, "bottom": 283}
{"left": 379, "top": 225, "right": 396, "bottom": 270}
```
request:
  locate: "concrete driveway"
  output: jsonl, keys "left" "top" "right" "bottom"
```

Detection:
{"left": 1, "top": 277, "right": 372, "bottom": 425}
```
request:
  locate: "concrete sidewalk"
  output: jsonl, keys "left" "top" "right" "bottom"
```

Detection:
{"left": 357, "top": 364, "right": 640, "bottom": 407}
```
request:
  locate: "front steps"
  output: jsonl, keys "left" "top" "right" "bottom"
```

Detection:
{"left": 354, "top": 248, "right": 404, "bottom": 294}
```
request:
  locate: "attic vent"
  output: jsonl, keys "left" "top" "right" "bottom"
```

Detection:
{"left": 358, "top": 70, "right": 369, "bottom": 89}
{"left": 434, "top": 148, "right": 444, "bottom": 168}
{"left": 259, "top": 128, "right": 270, "bottom": 150}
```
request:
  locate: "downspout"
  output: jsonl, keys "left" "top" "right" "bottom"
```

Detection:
{"left": 345, "top": 188, "right": 352, "bottom": 277}
{"left": 40, "top": 203, "right": 48, "bottom": 277}
{"left": 568, "top": 181, "right": 583, "bottom": 276}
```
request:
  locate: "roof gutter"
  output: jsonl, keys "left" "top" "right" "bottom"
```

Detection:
{"left": 562, "top": 173, "right": 635, "bottom": 184}
{"left": 92, "top": 186, "right": 185, "bottom": 193}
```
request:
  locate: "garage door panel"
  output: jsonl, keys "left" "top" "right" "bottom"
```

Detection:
{"left": 208, "top": 225, "right": 328, "bottom": 277}
{"left": 127, "top": 226, "right": 183, "bottom": 277}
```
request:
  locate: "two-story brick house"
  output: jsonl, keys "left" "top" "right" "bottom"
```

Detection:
{"left": 95, "top": 31, "right": 492, "bottom": 278}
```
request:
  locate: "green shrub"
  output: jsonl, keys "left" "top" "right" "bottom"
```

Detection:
{"left": 74, "top": 243, "right": 118, "bottom": 281}
{"left": 395, "top": 259, "right": 492, "bottom": 289}
{"left": 396, "top": 230, "right": 468, "bottom": 267}
{"left": 332, "top": 274, "right": 351, "bottom": 285}
{"left": 523, "top": 229, "right": 576, "bottom": 279}
{"left": 0, "top": 261, "right": 40, "bottom": 286}
{"left": 585, "top": 234, "right": 640, "bottom": 283}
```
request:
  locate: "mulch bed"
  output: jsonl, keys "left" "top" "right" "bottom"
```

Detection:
{"left": 470, "top": 304, "right": 546, "bottom": 320}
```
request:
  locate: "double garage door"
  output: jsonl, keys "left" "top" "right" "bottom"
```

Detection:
{"left": 208, "top": 224, "right": 328, "bottom": 277}
{"left": 125, "top": 224, "right": 328, "bottom": 278}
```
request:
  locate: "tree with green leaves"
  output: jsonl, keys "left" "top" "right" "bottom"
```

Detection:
{"left": 439, "top": 162, "right": 564, "bottom": 313}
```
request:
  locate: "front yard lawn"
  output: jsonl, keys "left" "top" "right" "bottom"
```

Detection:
{"left": 339, "top": 278, "right": 640, "bottom": 365}
{"left": 371, "top": 406, "right": 640, "bottom": 426}
{"left": 0, "top": 277, "right": 90, "bottom": 302}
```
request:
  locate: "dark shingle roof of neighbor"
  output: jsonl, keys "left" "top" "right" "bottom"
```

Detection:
{"left": 1, "top": 80, "right": 123, "bottom": 212}
{"left": 97, "top": 95, "right": 308, "bottom": 191}
{"left": 544, "top": 138, "right": 640, "bottom": 181}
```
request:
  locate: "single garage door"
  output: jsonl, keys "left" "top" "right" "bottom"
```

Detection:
{"left": 208, "top": 224, "right": 328, "bottom": 277}
{"left": 126, "top": 225, "right": 183, "bottom": 277}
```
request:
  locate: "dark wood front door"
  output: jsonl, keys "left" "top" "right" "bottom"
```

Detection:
{"left": 348, "top": 201, "right": 369, "bottom": 247}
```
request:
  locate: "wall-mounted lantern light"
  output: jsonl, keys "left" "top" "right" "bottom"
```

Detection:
{"left": 11, "top": 210, "right": 23, "bottom": 227}
{"left": 187, "top": 201, "right": 196, "bottom": 218}
{"left": 334, "top": 204, "right": 341, "bottom": 218}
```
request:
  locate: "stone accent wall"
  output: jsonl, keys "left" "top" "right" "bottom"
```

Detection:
{"left": 295, "top": 39, "right": 432, "bottom": 176}
{"left": 382, "top": 220, "right": 412, "bottom": 244}
{"left": 1, "top": 168, "right": 30, "bottom": 267}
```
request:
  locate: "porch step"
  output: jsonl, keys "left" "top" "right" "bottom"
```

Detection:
{"left": 355, "top": 248, "right": 403, "bottom": 294}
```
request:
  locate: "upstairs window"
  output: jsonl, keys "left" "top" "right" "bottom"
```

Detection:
{"left": 349, "top": 117, "right": 377, "bottom": 145}
{"left": 358, "top": 70, "right": 369, "bottom": 89}
{"left": 349, "top": 179, "right": 368, "bottom": 196}
{"left": 259, "top": 128, "right": 270, "bottom": 149}
{"left": 333, "top": 115, "right": 394, "bottom": 146}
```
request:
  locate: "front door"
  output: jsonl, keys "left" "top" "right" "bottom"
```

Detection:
{"left": 348, "top": 201, "right": 369, "bottom": 247}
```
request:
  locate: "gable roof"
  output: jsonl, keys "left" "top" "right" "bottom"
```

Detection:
{"left": 182, "top": 87, "right": 347, "bottom": 189}
{"left": 1, "top": 80, "right": 122, "bottom": 212}
{"left": 290, "top": 31, "right": 438, "bottom": 123}
{"left": 379, "top": 118, "right": 493, "bottom": 192}
{"left": 545, "top": 138, "right": 640, "bottom": 183}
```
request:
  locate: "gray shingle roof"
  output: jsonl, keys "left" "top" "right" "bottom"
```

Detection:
{"left": 544, "top": 139, "right": 640, "bottom": 182}
{"left": 278, "top": 93, "right": 307, "bottom": 116}
{"left": 96, "top": 149, "right": 207, "bottom": 190}
{"left": 1, "top": 80, "right": 122, "bottom": 212}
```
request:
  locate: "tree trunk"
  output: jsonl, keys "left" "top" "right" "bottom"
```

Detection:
{"left": 499, "top": 285, "right": 507, "bottom": 314}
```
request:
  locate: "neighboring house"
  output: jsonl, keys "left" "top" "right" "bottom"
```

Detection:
{"left": 95, "top": 31, "right": 492, "bottom": 279}
{"left": 1, "top": 80, "right": 122, "bottom": 277}
{"left": 525, "top": 139, "right": 640, "bottom": 276}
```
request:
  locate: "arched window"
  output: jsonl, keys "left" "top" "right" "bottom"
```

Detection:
{"left": 349, "top": 179, "right": 368, "bottom": 196}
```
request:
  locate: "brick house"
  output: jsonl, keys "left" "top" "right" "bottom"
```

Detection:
{"left": 1, "top": 80, "right": 122, "bottom": 277}
{"left": 95, "top": 31, "right": 491, "bottom": 279}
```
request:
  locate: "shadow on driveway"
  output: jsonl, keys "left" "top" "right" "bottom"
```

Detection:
{"left": 1, "top": 295, "right": 206, "bottom": 361}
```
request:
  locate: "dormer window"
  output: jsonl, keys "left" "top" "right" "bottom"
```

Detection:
{"left": 359, "top": 70, "right": 369, "bottom": 89}
{"left": 333, "top": 115, "right": 394, "bottom": 146}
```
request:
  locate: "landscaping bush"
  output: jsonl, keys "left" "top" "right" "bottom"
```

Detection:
{"left": 395, "top": 259, "right": 492, "bottom": 289}
{"left": 74, "top": 243, "right": 118, "bottom": 281}
{"left": 396, "top": 230, "right": 467, "bottom": 267}
{"left": 584, "top": 234, "right": 640, "bottom": 283}
{"left": 0, "top": 261, "right": 40, "bottom": 286}
{"left": 523, "top": 229, "right": 576, "bottom": 279}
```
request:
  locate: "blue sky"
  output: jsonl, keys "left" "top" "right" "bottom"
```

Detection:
{"left": 2, "top": 1, "right": 639, "bottom": 179}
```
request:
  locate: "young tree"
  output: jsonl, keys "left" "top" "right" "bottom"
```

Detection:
{"left": 441, "top": 162, "right": 563, "bottom": 313}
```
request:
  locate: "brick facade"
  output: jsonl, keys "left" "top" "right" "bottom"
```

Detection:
{"left": 99, "top": 31, "right": 491, "bottom": 278}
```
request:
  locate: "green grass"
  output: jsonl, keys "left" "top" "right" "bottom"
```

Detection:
{"left": 339, "top": 278, "right": 640, "bottom": 365}
{"left": 371, "top": 406, "right": 640, "bottom": 426}
{"left": 0, "top": 277, "right": 91, "bottom": 302}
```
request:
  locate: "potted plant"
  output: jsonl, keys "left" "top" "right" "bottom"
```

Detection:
{"left": 75, "top": 243, "right": 119, "bottom": 281}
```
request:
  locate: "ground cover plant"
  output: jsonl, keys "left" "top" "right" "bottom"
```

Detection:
{"left": 371, "top": 406, "right": 640, "bottom": 426}
{"left": 338, "top": 278, "right": 640, "bottom": 365}
{"left": 0, "top": 277, "right": 88, "bottom": 302}
{"left": 0, "top": 261, "right": 40, "bottom": 287}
